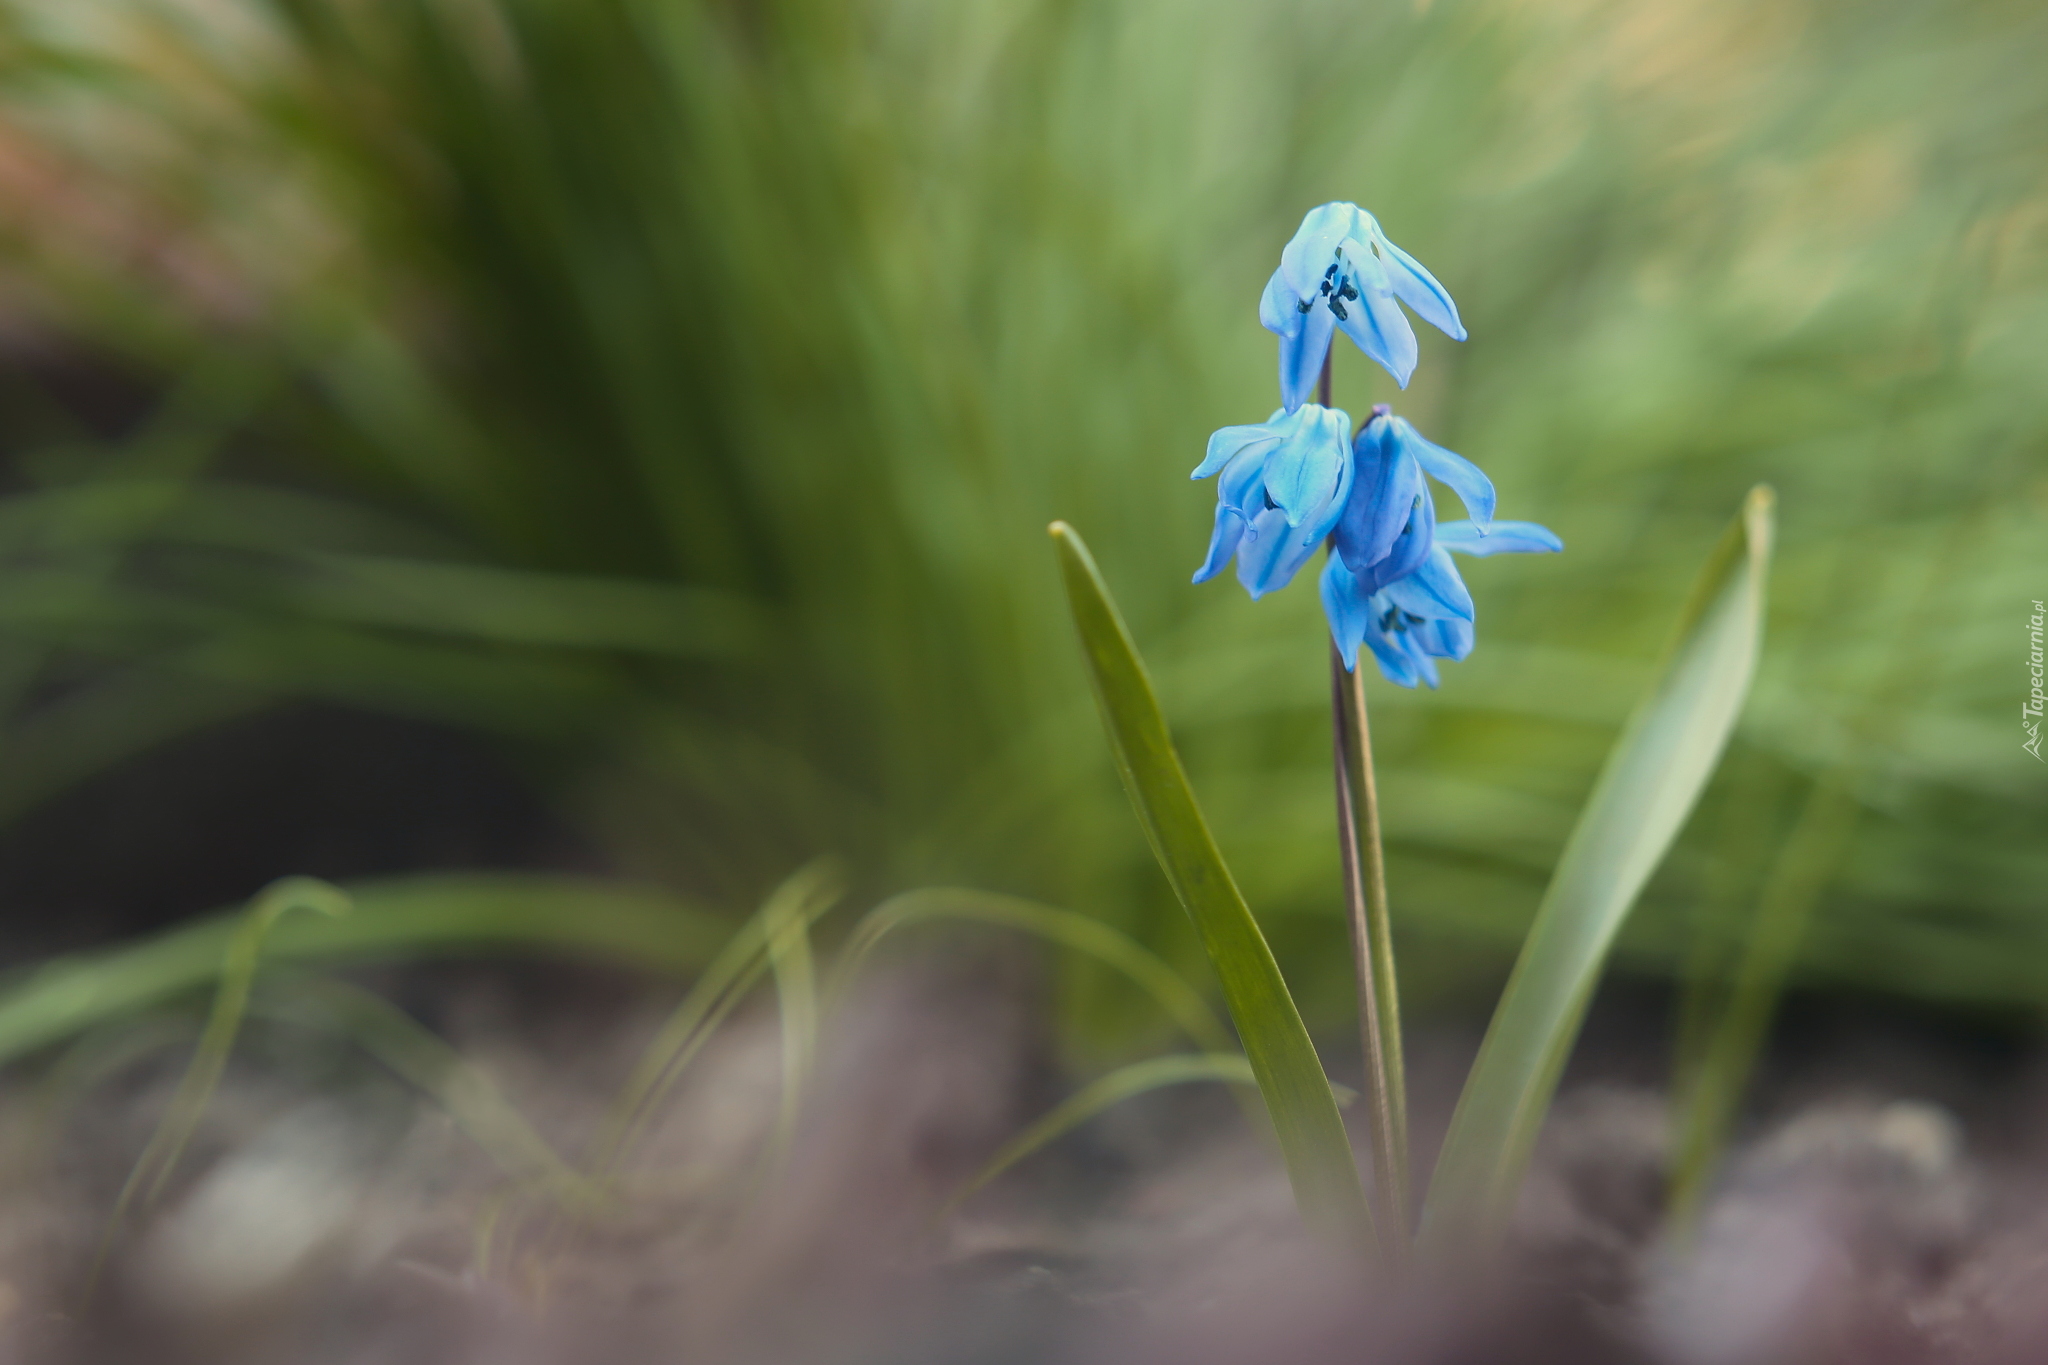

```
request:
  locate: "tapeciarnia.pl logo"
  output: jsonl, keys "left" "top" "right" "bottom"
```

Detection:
{"left": 2027, "top": 599, "right": 2045, "bottom": 761}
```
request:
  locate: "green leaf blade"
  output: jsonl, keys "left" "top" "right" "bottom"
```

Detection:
{"left": 949, "top": 1052, "right": 1256, "bottom": 1209}
{"left": 1422, "top": 487, "right": 1776, "bottom": 1253}
{"left": 1048, "top": 522, "right": 1370, "bottom": 1245}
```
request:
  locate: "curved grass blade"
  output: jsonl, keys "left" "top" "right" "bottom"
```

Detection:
{"left": 118, "top": 878, "right": 353, "bottom": 1210}
{"left": 90, "top": 878, "right": 350, "bottom": 1285}
{"left": 0, "top": 874, "right": 730, "bottom": 1070}
{"left": 762, "top": 866, "right": 827, "bottom": 1170}
{"left": 830, "top": 887, "right": 1234, "bottom": 1058}
{"left": 1421, "top": 487, "right": 1775, "bottom": 1255}
{"left": 1049, "top": 521, "right": 1370, "bottom": 1247}
{"left": 260, "top": 977, "right": 602, "bottom": 1210}
{"left": 591, "top": 862, "right": 841, "bottom": 1174}
{"left": 946, "top": 1052, "right": 1256, "bottom": 1212}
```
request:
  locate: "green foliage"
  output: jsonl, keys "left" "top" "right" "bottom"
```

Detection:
{"left": 1423, "top": 489, "right": 1774, "bottom": 1253}
{"left": 0, "top": 874, "right": 730, "bottom": 1068}
{"left": 832, "top": 887, "right": 1235, "bottom": 1058}
{"left": 949, "top": 1051, "right": 1257, "bottom": 1212}
{"left": 0, "top": 0, "right": 2037, "bottom": 1031}
{"left": 595, "top": 863, "right": 842, "bottom": 1174}
{"left": 1051, "top": 522, "right": 1370, "bottom": 1246}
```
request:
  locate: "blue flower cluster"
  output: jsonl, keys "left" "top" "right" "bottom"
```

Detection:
{"left": 1193, "top": 203, "right": 1560, "bottom": 687}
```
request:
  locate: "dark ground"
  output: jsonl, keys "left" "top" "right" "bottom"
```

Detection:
{"left": 1, "top": 705, "right": 2046, "bottom": 1364}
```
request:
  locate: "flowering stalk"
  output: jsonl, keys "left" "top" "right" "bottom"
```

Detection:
{"left": 1317, "top": 355, "right": 1410, "bottom": 1256}
{"left": 1332, "top": 641, "right": 1410, "bottom": 1255}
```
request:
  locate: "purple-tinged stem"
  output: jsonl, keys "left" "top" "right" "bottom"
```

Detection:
{"left": 1332, "top": 646, "right": 1410, "bottom": 1257}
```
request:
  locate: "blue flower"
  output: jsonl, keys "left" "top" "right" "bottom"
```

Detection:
{"left": 1331, "top": 405, "right": 1497, "bottom": 598}
{"left": 1260, "top": 203, "right": 1467, "bottom": 410}
{"left": 1191, "top": 403, "right": 1353, "bottom": 598}
{"left": 1322, "top": 519, "right": 1563, "bottom": 686}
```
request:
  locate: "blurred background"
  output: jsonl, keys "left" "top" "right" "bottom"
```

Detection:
{"left": 0, "top": 0, "right": 2039, "bottom": 1053}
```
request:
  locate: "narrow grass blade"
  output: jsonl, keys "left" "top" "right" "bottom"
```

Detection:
{"left": 90, "top": 878, "right": 350, "bottom": 1285}
{"left": 262, "top": 977, "right": 601, "bottom": 1210}
{"left": 592, "top": 863, "right": 841, "bottom": 1173}
{"left": 0, "top": 874, "right": 730, "bottom": 1069}
{"left": 119, "top": 878, "right": 353, "bottom": 1209}
{"left": 1667, "top": 770, "right": 1859, "bottom": 1229}
{"left": 830, "top": 887, "right": 1234, "bottom": 1057}
{"left": 292, "top": 554, "right": 762, "bottom": 659}
{"left": 1421, "top": 487, "right": 1775, "bottom": 1254}
{"left": 762, "top": 867, "right": 827, "bottom": 1168}
{"left": 946, "top": 1052, "right": 1256, "bottom": 1211}
{"left": 1049, "top": 521, "right": 1370, "bottom": 1246}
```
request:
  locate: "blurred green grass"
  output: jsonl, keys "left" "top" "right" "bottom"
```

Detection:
{"left": 0, "top": 0, "right": 2038, "bottom": 1045}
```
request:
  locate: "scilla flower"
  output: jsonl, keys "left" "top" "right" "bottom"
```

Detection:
{"left": 1322, "top": 519, "right": 1563, "bottom": 686}
{"left": 1260, "top": 203, "right": 1466, "bottom": 409}
{"left": 1192, "top": 403, "right": 1353, "bottom": 597}
{"left": 1332, "top": 405, "right": 1496, "bottom": 597}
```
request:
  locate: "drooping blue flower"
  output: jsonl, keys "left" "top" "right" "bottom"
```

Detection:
{"left": 1331, "top": 405, "right": 1497, "bottom": 599}
{"left": 1260, "top": 203, "right": 1467, "bottom": 410}
{"left": 1191, "top": 403, "right": 1353, "bottom": 598}
{"left": 1322, "top": 519, "right": 1563, "bottom": 686}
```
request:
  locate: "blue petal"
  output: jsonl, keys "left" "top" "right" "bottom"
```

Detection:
{"left": 1357, "top": 482, "right": 1436, "bottom": 595}
{"left": 1363, "top": 620, "right": 1424, "bottom": 688}
{"left": 1259, "top": 268, "right": 1300, "bottom": 338}
{"left": 1393, "top": 417, "right": 1494, "bottom": 528}
{"left": 1216, "top": 440, "right": 1272, "bottom": 514}
{"left": 1320, "top": 555, "right": 1370, "bottom": 672}
{"left": 1368, "top": 219, "right": 1467, "bottom": 341}
{"left": 1436, "top": 519, "right": 1563, "bottom": 556}
{"left": 1421, "top": 616, "right": 1474, "bottom": 661}
{"left": 1263, "top": 404, "right": 1350, "bottom": 526}
{"left": 1383, "top": 545, "right": 1474, "bottom": 621}
{"left": 1235, "top": 506, "right": 1324, "bottom": 598}
{"left": 1334, "top": 252, "right": 1418, "bottom": 388}
{"left": 1335, "top": 416, "right": 1425, "bottom": 575}
{"left": 1405, "top": 638, "right": 1442, "bottom": 689}
{"left": 1278, "top": 304, "right": 1336, "bottom": 413}
{"left": 1193, "top": 415, "right": 1286, "bottom": 480}
{"left": 1278, "top": 203, "right": 1362, "bottom": 301}
{"left": 1193, "top": 504, "right": 1246, "bottom": 584}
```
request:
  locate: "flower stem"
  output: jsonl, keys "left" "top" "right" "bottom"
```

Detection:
{"left": 1331, "top": 644, "right": 1410, "bottom": 1257}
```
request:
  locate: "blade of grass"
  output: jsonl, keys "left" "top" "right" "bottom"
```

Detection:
{"left": 1420, "top": 486, "right": 1775, "bottom": 1255}
{"left": 945, "top": 1052, "right": 1256, "bottom": 1212}
{"left": 0, "top": 874, "right": 730, "bottom": 1070}
{"left": 591, "top": 862, "right": 841, "bottom": 1174}
{"left": 1665, "top": 769, "right": 1859, "bottom": 1230}
{"left": 118, "top": 877, "right": 352, "bottom": 1208}
{"left": 259, "top": 977, "right": 602, "bottom": 1210}
{"left": 1049, "top": 521, "right": 1370, "bottom": 1248}
{"left": 90, "top": 878, "right": 350, "bottom": 1287}
{"left": 829, "top": 887, "right": 1235, "bottom": 1057}
{"left": 762, "top": 865, "right": 829, "bottom": 1171}
{"left": 290, "top": 553, "right": 763, "bottom": 659}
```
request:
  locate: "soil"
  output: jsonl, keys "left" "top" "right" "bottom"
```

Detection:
{"left": 2, "top": 708, "right": 2044, "bottom": 1365}
{"left": 3, "top": 941, "right": 2047, "bottom": 1365}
